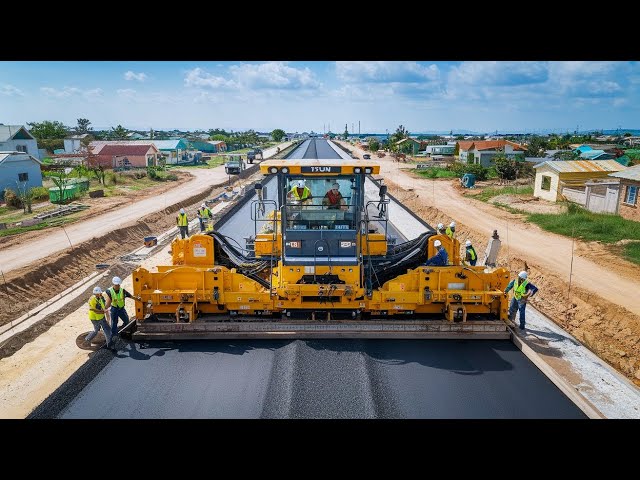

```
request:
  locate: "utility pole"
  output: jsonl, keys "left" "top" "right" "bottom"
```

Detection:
{"left": 358, "top": 121, "right": 360, "bottom": 136}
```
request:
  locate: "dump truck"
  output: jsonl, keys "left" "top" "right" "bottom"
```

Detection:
{"left": 127, "top": 158, "right": 511, "bottom": 340}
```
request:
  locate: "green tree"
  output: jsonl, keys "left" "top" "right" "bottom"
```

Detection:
{"left": 271, "top": 129, "right": 286, "bottom": 142}
{"left": 525, "top": 136, "right": 548, "bottom": 157}
{"left": 15, "top": 181, "right": 36, "bottom": 213}
{"left": 110, "top": 124, "right": 129, "bottom": 140}
{"left": 368, "top": 139, "right": 380, "bottom": 152}
{"left": 26, "top": 120, "right": 68, "bottom": 139}
{"left": 390, "top": 125, "right": 409, "bottom": 143}
{"left": 75, "top": 118, "right": 92, "bottom": 134}
{"left": 493, "top": 155, "right": 518, "bottom": 181}
{"left": 50, "top": 170, "right": 71, "bottom": 204}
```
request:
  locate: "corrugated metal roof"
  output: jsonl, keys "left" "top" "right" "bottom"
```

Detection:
{"left": 609, "top": 163, "right": 640, "bottom": 181}
{"left": 99, "top": 144, "right": 157, "bottom": 155}
{"left": 152, "top": 139, "right": 185, "bottom": 150}
{"left": 533, "top": 159, "right": 625, "bottom": 173}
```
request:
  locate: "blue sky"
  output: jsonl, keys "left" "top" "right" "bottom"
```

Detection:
{"left": 1, "top": 61, "right": 639, "bottom": 134}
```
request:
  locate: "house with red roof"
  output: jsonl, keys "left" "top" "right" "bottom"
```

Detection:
{"left": 93, "top": 143, "right": 159, "bottom": 168}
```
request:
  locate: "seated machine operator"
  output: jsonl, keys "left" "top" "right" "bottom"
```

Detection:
{"left": 322, "top": 182, "right": 347, "bottom": 210}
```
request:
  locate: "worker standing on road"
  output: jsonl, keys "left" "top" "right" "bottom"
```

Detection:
{"left": 463, "top": 239, "right": 478, "bottom": 266}
{"left": 85, "top": 287, "right": 115, "bottom": 351}
{"left": 504, "top": 271, "right": 539, "bottom": 330}
{"left": 425, "top": 239, "right": 449, "bottom": 266}
{"left": 446, "top": 221, "right": 456, "bottom": 239}
{"left": 197, "top": 203, "right": 212, "bottom": 232}
{"left": 177, "top": 208, "right": 189, "bottom": 239}
{"left": 436, "top": 223, "right": 446, "bottom": 235}
{"left": 105, "top": 276, "right": 140, "bottom": 338}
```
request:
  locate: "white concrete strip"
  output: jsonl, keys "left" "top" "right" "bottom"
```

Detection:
{"left": 517, "top": 308, "right": 640, "bottom": 419}
{"left": 510, "top": 332, "right": 604, "bottom": 419}
{"left": 0, "top": 270, "right": 108, "bottom": 343}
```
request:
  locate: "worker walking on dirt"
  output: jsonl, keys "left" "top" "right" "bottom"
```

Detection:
{"left": 504, "top": 271, "right": 539, "bottom": 330}
{"left": 197, "top": 203, "right": 212, "bottom": 232}
{"left": 105, "top": 276, "right": 140, "bottom": 337}
{"left": 85, "top": 287, "right": 115, "bottom": 351}
{"left": 446, "top": 221, "right": 456, "bottom": 239}
{"left": 176, "top": 208, "right": 189, "bottom": 239}
{"left": 425, "top": 239, "right": 449, "bottom": 266}
{"left": 463, "top": 240, "right": 478, "bottom": 266}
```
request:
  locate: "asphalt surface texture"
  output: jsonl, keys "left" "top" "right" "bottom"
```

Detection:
{"left": 287, "top": 138, "right": 345, "bottom": 159}
{"left": 44, "top": 339, "right": 585, "bottom": 419}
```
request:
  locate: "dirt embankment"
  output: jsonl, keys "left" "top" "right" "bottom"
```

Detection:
{"left": 385, "top": 181, "right": 640, "bottom": 386}
{"left": 0, "top": 180, "right": 232, "bottom": 330}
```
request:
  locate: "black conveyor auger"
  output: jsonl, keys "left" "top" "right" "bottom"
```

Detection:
{"left": 208, "top": 231, "right": 270, "bottom": 288}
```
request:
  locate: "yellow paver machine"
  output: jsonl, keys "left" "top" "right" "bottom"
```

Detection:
{"left": 129, "top": 159, "right": 511, "bottom": 339}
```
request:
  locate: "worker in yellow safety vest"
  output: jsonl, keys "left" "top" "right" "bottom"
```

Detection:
{"left": 105, "top": 276, "right": 140, "bottom": 338}
{"left": 84, "top": 286, "right": 115, "bottom": 350}
{"left": 197, "top": 203, "right": 212, "bottom": 232}
{"left": 176, "top": 207, "right": 189, "bottom": 239}
{"left": 504, "top": 271, "right": 539, "bottom": 330}
{"left": 446, "top": 221, "right": 456, "bottom": 239}
{"left": 288, "top": 180, "right": 312, "bottom": 203}
{"left": 463, "top": 239, "right": 477, "bottom": 266}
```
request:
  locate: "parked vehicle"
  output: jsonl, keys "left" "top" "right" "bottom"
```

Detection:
{"left": 225, "top": 154, "right": 245, "bottom": 175}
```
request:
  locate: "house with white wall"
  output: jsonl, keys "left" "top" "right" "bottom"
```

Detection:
{"left": 457, "top": 140, "right": 526, "bottom": 167}
{"left": 0, "top": 125, "right": 40, "bottom": 159}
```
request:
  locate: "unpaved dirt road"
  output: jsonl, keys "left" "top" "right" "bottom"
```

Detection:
{"left": 339, "top": 142, "right": 640, "bottom": 317}
{"left": 0, "top": 143, "right": 289, "bottom": 275}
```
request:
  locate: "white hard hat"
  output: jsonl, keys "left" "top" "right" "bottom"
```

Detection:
{"left": 180, "top": 208, "right": 185, "bottom": 214}
{"left": 437, "top": 223, "right": 444, "bottom": 230}
{"left": 93, "top": 286, "right": 102, "bottom": 294}
{"left": 434, "top": 240, "right": 442, "bottom": 247}
{"left": 450, "top": 222, "right": 456, "bottom": 228}
{"left": 112, "top": 276, "right": 122, "bottom": 285}
{"left": 465, "top": 240, "right": 472, "bottom": 247}
{"left": 296, "top": 180, "right": 305, "bottom": 188}
{"left": 201, "top": 203, "right": 206, "bottom": 208}
{"left": 518, "top": 271, "right": 528, "bottom": 279}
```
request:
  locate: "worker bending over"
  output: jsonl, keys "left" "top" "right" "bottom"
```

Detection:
{"left": 425, "top": 239, "right": 449, "bottom": 266}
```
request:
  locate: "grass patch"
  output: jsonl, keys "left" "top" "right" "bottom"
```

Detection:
{"left": 474, "top": 185, "right": 534, "bottom": 202}
{"left": 623, "top": 242, "right": 640, "bottom": 265}
{"left": 527, "top": 203, "right": 640, "bottom": 243}
{"left": 0, "top": 215, "right": 79, "bottom": 238}
{"left": 416, "top": 168, "right": 459, "bottom": 179}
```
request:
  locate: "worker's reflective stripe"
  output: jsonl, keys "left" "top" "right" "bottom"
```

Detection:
{"left": 178, "top": 213, "right": 188, "bottom": 226}
{"left": 89, "top": 296, "right": 105, "bottom": 321}
{"left": 291, "top": 187, "right": 310, "bottom": 200}
{"left": 109, "top": 287, "right": 125, "bottom": 308}
{"left": 514, "top": 279, "right": 528, "bottom": 300}
{"left": 467, "top": 246, "right": 477, "bottom": 261}
{"left": 199, "top": 208, "right": 211, "bottom": 219}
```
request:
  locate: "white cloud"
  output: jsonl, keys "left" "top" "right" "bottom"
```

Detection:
{"left": 124, "top": 71, "right": 148, "bottom": 82}
{"left": 0, "top": 84, "right": 24, "bottom": 96}
{"left": 184, "top": 68, "right": 237, "bottom": 89}
{"left": 117, "top": 88, "right": 137, "bottom": 97}
{"left": 229, "top": 62, "right": 320, "bottom": 89}
{"left": 184, "top": 63, "right": 320, "bottom": 92}
{"left": 41, "top": 86, "right": 104, "bottom": 101}
{"left": 336, "top": 61, "right": 440, "bottom": 83}
{"left": 448, "top": 61, "right": 549, "bottom": 86}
